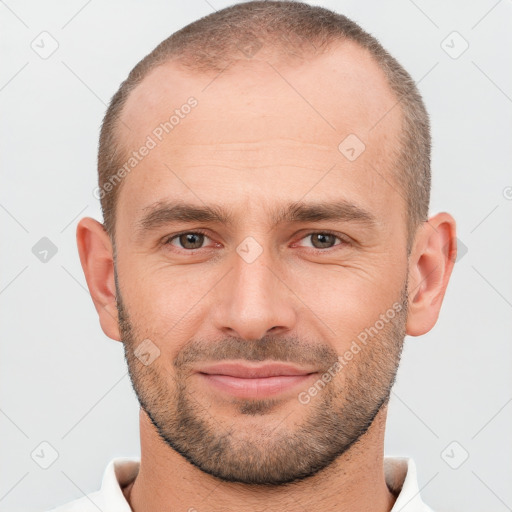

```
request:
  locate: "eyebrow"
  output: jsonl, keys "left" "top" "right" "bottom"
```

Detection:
{"left": 135, "top": 199, "right": 377, "bottom": 240}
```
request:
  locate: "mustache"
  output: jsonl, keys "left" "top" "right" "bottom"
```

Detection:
{"left": 172, "top": 334, "right": 339, "bottom": 372}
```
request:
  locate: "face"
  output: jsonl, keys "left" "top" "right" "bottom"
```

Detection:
{"left": 113, "top": 42, "right": 410, "bottom": 485}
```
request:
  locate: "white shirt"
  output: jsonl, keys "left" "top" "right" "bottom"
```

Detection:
{"left": 47, "top": 456, "right": 435, "bottom": 511}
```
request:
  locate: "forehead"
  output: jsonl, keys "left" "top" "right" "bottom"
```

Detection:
{"left": 114, "top": 41, "right": 404, "bottom": 231}
{"left": 119, "top": 41, "right": 400, "bottom": 146}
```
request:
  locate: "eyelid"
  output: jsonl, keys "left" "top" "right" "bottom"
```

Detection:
{"left": 162, "top": 229, "right": 213, "bottom": 248}
{"left": 163, "top": 229, "right": 350, "bottom": 252}
{"left": 292, "top": 230, "right": 350, "bottom": 249}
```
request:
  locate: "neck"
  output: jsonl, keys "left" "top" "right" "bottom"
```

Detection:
{"left": 124, "top": 405, "right": 396, "bottom": 512}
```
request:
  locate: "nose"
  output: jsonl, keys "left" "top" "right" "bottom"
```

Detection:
{"left": 212, "top": 244, "right": 297, "bottom": 341}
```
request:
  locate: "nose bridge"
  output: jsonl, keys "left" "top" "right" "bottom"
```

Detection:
{"left": 213, "top": 236, "right": 296, "bottom": 341}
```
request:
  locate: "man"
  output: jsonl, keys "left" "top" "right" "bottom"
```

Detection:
{"left": 50, "top": 1, "right": 457, "bottom": 510}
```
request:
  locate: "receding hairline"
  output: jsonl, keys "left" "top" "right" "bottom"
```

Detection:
{"left": 112, "top": 37, "right": 403, "bottom": 193}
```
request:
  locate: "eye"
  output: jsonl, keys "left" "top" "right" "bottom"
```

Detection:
{"left": 162, "top": 230, "right": 349, "bottom": 253}
{"left": 296, "top": 231, "right": 348, "bottom": 250}
{"left": 164, "top": 230, "right": 212, "bottom": 250}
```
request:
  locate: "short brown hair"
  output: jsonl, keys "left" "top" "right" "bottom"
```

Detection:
{"left": 98, "top": 0, "right": 430, "bottom": 250}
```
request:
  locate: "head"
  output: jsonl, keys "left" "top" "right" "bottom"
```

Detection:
{"left": 78, "top": 0, "right": 456, "bottom": 486}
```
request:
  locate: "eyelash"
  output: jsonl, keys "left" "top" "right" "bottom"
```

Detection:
{"left": 162, "top": 229, "right": 350, "bottom": 253}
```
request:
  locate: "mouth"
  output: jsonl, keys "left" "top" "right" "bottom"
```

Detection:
{"left": 196, "top": 361, "right": 318, "bottom": 399}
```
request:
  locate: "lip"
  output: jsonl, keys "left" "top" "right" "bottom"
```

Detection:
{"left": 197, "top": 361, "right": 316, "bottom": 378}
{"left": 196, "top": 361, "right": 318, "bottom": 399}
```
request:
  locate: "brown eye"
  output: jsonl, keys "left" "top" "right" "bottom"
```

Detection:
{"left": 168, "top": 232, "right": 207, "bottom": 250}
{"left": 308, "top": 233, "right": 339, "bottom": 249}
{"left": 293, "top": 231, "right": 349, "bottom": 252}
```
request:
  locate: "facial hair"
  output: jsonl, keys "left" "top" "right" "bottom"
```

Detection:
{"left": 115, "top": 267, "right": 408, "bottom": 486}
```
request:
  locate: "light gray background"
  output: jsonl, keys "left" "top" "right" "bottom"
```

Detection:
{"left": 1, "top": 1, "right": 511, "bottom": 511}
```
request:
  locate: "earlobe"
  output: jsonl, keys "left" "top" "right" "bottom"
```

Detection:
{"left": 406, "top": 212, "right": 457, "bottom": 337}
{"left": 76, "top": 217, "right": 121, "bottom": 342}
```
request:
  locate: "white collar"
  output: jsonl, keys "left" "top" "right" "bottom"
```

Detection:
{"left": 49, "top": 456, "right": 434, "bottom": 511}
{"left": 385, "top": 457, "right": 435, "bottom": 512}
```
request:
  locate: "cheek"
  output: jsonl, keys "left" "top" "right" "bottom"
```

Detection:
{"left": 118, "top": 261, "right": 218, "bottom": 343}
{"left": 289, "top": 261, "right": 406, "bottom": 346}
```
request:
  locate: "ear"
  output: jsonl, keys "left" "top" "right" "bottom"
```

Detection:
{"left": 406, "top": 212, "right": 457, "bottom": 336}
{"left": 76, "top": 217, "right": 121, "bottom": 341}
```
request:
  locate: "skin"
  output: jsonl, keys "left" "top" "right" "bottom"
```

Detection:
{"left": 77, "top": 40, "right": 456, "bottom": 512}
